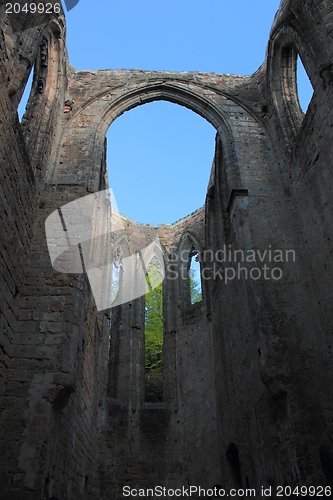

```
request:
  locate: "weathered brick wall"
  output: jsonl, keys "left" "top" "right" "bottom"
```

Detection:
{"left": 206, "top": 0, "right": 333, "bottom": 490}
{"left": 0, "top": 5, "right": 69, "bottom": 497}
{"left": 0, "top": 5, "right": 110, "bottom": 499}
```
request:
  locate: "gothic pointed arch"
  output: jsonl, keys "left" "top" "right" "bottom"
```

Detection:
{"left": 267, "top": 24, "right": 316, "bottom": 152}
{"left": 80, "top": 81, "right": 240, "bottom": 194}
{"left": 177, "top": 230, "right": 204, "bottom": 306}
{"left": 109, "top": 234, "right": 130, "bottom": 308}
{"left": 19, "top": 19, "right": 65, "bottom": 184}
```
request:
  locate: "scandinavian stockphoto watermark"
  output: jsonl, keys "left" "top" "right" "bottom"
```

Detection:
{"left": 167, "top": 245, "right": 296, "bottom": 284}
{"left": 45, "top": 190, "right": 295, "bottom": 312}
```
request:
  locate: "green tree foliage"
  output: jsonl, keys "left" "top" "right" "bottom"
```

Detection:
{"left": 145, "top": 260, "right": 164, "bottom": 374}
{"left": 145, "top": 283, "right": 163, "bottom": 373}
{"left": 189, "top": 265, "right": 202, "bottom": 304}
{"left": 144, "top": 260, "right": 202, "bottom": 376}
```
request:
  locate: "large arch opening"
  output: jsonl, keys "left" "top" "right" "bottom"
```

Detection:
{"left": 89, "top": 79, "right": 239, "bottom": 199}
{"left": 105, "top": 100, "right": 216, "bottom": 226}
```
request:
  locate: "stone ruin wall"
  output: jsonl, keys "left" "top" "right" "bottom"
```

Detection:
{"left": 1, "top": 0, "right": 333, "bottom": 498}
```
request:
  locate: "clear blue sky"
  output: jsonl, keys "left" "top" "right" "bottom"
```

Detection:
{"left": 20, "top": 0, "right": 313, "bottom": 226}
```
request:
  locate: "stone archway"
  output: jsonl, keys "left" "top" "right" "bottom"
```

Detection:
{"left": 54, "top": 70, "right": 266, "bottom": 196}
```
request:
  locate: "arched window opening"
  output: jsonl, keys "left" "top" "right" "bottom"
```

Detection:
{"left": 189, "top": 250, "right": 202, "bottom": 305}
{"left": 106, "top": 101, "right": 215, "bottom": 226}
{"left": 18, "top": 65, "right": 35, "bottom": 122}
{"left": 271, "top": 36, "right": 315, "bottom": 145}
{"left": 226, "top": 443, "right": 242, "bottom": 486}
{"left": 178, "top": 234, "right": 203, "bottom": 307}
{"left": 18, "top": 35, "right": 49, "bottom": 122}
{"left": 108, "top": 246, "right": 123, "bottom": 334}
{"left": 111, "top": 246, "right": 123, "bottom": 306}
{"left": 144, "top": 256, "right": 164, "bottom": 402}
{"left": 296, "top": 55, "right": 314, "bottom": 114}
